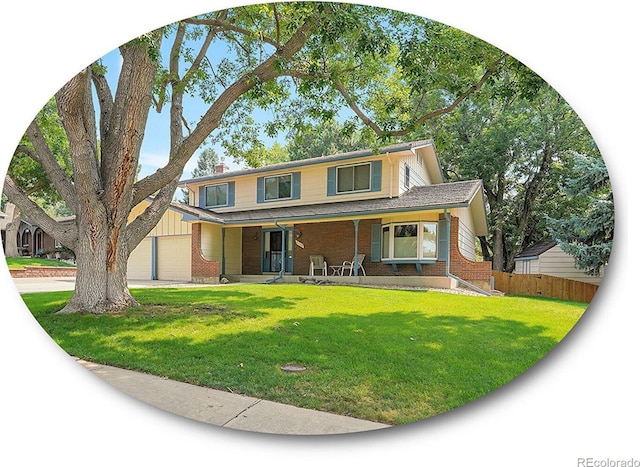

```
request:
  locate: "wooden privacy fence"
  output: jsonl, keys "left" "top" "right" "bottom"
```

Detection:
{"left": 492, "top": 271, "right": 599, "bottom": 303}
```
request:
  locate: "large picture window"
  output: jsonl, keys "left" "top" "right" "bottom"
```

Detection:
{"left": 205, "top": 183, "right": 228, "bottom": 207}
{"left": 394, "top": 224, "right": 418, "bottom": 258}
{"left": 381, "top": 222, "right": 438, "bottom": 261}
{"left": 337, "top": 163, "right": 371, "bottom": 193}
{"left": 265, "top": 174, "right": 292, "bottom": 201}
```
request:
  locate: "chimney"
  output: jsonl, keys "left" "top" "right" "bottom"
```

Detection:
{"left": 215, "top": 163, "right": 229, "bottom": 174}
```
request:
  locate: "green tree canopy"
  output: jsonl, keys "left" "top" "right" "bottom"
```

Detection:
{"left": 546, "top": 153, "right": 613, "bottom": 276}
{"left": 427, "top": 76, "right": 608, "bottom": 272}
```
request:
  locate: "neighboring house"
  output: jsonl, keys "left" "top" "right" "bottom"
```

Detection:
{"left": 1, "top": 203, "right": 75, "bottom": 259}
{"left": 0, "top": 207, "right": 10, "bottom": 249}
{"left": 128, "top": 140, "right": 492, "bottom": 292}
{"left": 513, "top": 241, "right": 602, "bottom": 285}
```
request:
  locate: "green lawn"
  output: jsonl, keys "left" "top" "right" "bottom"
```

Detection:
{"left": 6, "top": 257, "right": 76, "bottom": 269}
{"left": 22, "top": 283, "right": 588, "bottom": 425}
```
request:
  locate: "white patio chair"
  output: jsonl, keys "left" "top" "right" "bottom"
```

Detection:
{"left": 309, "top": 255, "right": 328, "bottom": 276}
{"left": 341, "top": 253, "right": 366, "bottom": 276}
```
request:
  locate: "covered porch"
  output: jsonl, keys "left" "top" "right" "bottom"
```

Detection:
{"left": 211, "top": 212, "right": 490, "bottom": 293}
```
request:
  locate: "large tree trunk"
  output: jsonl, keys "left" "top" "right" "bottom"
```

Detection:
{"left": 52, "top": 37, "right": 160, "bottom": 314}
{"left": 57, "top": 211, "right": 137, "bottom": 314}
{"left": 492, "top": 220, "right": 505, "bottom": 271}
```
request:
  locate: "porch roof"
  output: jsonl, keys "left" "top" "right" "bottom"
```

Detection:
{"left": 514, "top": 241, "right": 558, "bottom": 260}
{"left": 178, "top": 179, "right": 487, "bottom": 232}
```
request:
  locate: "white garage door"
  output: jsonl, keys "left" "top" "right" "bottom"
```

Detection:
{"left": 128, "top": 237, "right": 152, "bottom": 280}
{"left": 157, "top": 235, "right": 192, "bottom": 281}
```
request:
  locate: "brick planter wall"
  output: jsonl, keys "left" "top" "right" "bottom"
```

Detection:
{"left": 191, "top": 223, "right": 220, "bottom": 283}
{"left": 9, "top": 266, "right": 77, "bottom": 278}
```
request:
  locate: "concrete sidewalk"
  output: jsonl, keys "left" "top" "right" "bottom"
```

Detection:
{"left": 12, "top": 276, "right": 391, "bottom": 435}
{"left": 77, "top": 359, "right": 390, "bottom": 435}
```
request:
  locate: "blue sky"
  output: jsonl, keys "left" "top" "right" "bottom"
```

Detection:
{"left": 99, "top": 26, "right": 287, "bottom": 182}
{"left": 100, "top": 48, "right": 246, "bottom": 181}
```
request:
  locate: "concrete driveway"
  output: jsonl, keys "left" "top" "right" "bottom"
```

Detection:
{"left": 11, "top": 276, "right": 207, "bottom": 294}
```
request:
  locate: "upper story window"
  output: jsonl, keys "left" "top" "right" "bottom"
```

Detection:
{"left": 257, "top": 172, "right": 301, "bottom": 203}
{"left": 205, "top": 183, "right": 228, "bottom": 207}
{"left": 337, "top": 162, "right": 371, "bottom": 193}
{"left": 199, "top": 181, "right": 235, "bottom": 208}
{"left": 327, "top": 160, "right": 382, "bottom": 196}
{"left": 404, "top": 163, "right": 411, "bottom": 189}
{"left": 264, "top": 173, "right": 292, "bottom": 201}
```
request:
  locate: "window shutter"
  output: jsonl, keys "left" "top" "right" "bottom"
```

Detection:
{"left": 292, "top": 172, "right": 301, "bottom": 200}
{"left": 198, "top": 186, "right": 206, "bottom": 208}
{"left": 327, "top": 167, "right": 337, "bottom": 196}
{"left": 227, "top": 182, "right": 235, "bottom": 207}
{"left": 371, "top": 160, "right": 382, "bottom": 192}
{"left": 371, "top": 224, "right": 382, "bottom": 262}
{"left": 257, "top": 177, "right": 265, "bottom": 203}
{"left": 437, "top": 219, "right": 449, "bottom": 261}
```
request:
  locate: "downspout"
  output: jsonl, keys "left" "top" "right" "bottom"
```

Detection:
{"left": 266, "top": 220, "right": 287, "bottom": 284}
{"left": 443, "top": 210, "right": 491, "bottom": 296}
{"left": 178, "top": 183, "right": 196, "bottom": 205}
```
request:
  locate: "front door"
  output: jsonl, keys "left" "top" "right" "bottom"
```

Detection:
{"left": 262, "top": 228, "right": 293, "bottom": 273}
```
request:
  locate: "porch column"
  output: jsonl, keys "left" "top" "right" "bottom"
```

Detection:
{"left": 221, "top": 227, "right": 226, "bottom": 275}
{"left": 353, "top": 219, "right": 360, "bottom": 277}
{"left": 151, "top": 236, "right": 158, "bottom": 280}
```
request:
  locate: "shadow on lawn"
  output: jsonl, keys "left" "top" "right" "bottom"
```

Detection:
{"left": 40, "top": 307, "right": 562, "bottom": 425}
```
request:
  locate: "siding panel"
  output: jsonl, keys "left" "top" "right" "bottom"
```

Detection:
{"left": 128, "top": 237, "right": 152, "bottom": 280}
{"left": 157, "top": 235, "right": 192, "bottom": 281}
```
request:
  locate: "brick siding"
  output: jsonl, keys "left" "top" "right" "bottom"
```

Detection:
{"left": 191, "top": 223, "right": 219, "bottom": 283}
{"left": 445, "top": 215, "right": 492, "bottom": 283}
{"left": 241, "top": 226, "right": 263, "bottom": 275}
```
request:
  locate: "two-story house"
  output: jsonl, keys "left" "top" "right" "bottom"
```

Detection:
{"left": 127, "top": 140, "right": 492, "bottom": 292}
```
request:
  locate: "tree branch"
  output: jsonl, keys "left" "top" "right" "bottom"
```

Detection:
{"left": 21, "top": 120, "right": 78, "bottom": 213}
{"left": 56, "top": 67, "right": 102, "bottom": 206}
{"left": 3, "top": 175, "right": 78, "bottom": 249}
{"left": 126, "top": 177, "right": 180, "bottom": 254}
{"left": 184, "top": 16, "right": 280, "bottom": 48}
{"left": 90, "top": 66, "right": 114, "bottom": 148}
{"left": 333, "top": 53, "right": 509, "bottom": 137}
{"left": 132, "top": 15, "right": 319, "bottom": 205}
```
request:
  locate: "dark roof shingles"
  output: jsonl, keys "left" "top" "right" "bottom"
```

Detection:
{"left": 515, "top": 241, "right": 557, "bottom": 259}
